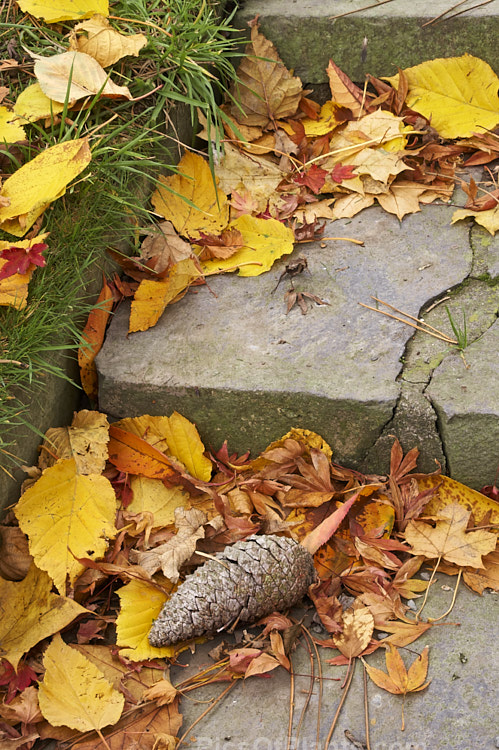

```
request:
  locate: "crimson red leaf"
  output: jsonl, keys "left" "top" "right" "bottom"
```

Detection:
{"left": 0, "top": 243, "right": 47, "bottom": 281}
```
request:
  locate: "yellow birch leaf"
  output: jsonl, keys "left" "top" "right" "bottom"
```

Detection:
{"left": 15, "top": 458, "right": 117, "bottom": 594}
{"left": 34, "top": 51, "right": 131, "bottom": 106}
{"left": 0, "top": 565, "right": 86, "bottom": 670}
{"left": 404, "top": 503, "right": 496, "bottom": 568}
{"left": 13, "top": 83, "right": 65, "bottom": 122}
{"left": 0, "top": 138, "right": 91, "bottom": 237}
{"left": 386, "top": 55, "right": 499, "bottom": 139}
{"left": 129, "top": 257, "right": 203, "bottom": 332}
{"left": 151, "top": 152, "right": 229, "bottom": 239}
{"left": 116, "top": 579, "right": 177, "bottom": 660}
{"left": 0, "top": 106, "right": 26, "bottom": 142}
{"left": 214, "top": 143, "right": 284, "bottom": 215}
{"left": 17, "top": 0, "right": 108, "bottom": 23}
{"left": 38, "top": 635, "right": 124, "bottom": 731}
{"left": 41, "top": 409, "right": 109, "bottom": 474}
{"left": 201, "top": 214, "right": 294, "bottom": 277}
{"left": 417, "top": 474, "right": 499, "bottom": 525}
{"left": 160, "top": 411, "right": 212, "bottom": 481}
{"left": 128, "top": 477, "right": 189, "bottom": 526}
{"left": 452, "top": 205, "right": 499, "bottom": 236}
{"left": 70, "top": 14, "right": 147, "bottom": 68}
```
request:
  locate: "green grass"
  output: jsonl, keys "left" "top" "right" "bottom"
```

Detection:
{"left": 445, "top": 306, "right": 468, "bottom": 351}
{"left": 0, "top": 0, "right": 242, "bottom": 472}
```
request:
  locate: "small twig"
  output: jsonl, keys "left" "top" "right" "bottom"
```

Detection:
{"left": 425, "top": 296, "right": 450, "bottom": 312}
{"left": 423, "top": 0, "right": 494, "bottom": 25}
{"left": 176, "top": 682, "right": 237, "bottom": 749}
{"left": 370, "top": 296, "right": 456, "bottom": 339}
{"left": 364, "top": 664, "right": 371, "bottom": 750}
{"left": 203, "top": 261, "right": 263, "bottom": 275}
{"left": 329, "top": 0, "right": 394, "bottom": 20}
{"left": 0, "top": 358, "right": 29, "bottom": 368}
{"left": 321, "top": 237, "right": 364, "bottom": 246}
{"left": 421, "top": 0, "right": 468, "bottom": 27}
{"left": 324, "top": 659, "right": 356, "bottom": 749}
{"left": 358, "top": 303, "right": 457, "bottom": 344}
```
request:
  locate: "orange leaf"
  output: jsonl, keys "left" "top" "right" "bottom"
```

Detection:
{"left": 78, "top": 277, "right": 114, "bottom": 400}
{"left": 107, "top": 424, "right": 179, "bottom": 480}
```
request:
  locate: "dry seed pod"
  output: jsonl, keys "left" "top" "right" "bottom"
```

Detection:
{"left": 148, "top": 534, "right": 316, "bottom": 647}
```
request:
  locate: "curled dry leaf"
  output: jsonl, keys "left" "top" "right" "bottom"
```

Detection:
{"left": 70, "top": 14, "right": 147, "bottom": 68}
{"left": 332, "top": 599, "right": 374, "bottom": 659}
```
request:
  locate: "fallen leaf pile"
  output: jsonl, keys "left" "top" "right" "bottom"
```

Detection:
{"left": 0, "top": 410, "right": 498, "bottom": 746}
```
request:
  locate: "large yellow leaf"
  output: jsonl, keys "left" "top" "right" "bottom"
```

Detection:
{"left": 15, "top": 458, "right": 117, "bottom": 594}
{"left": 41, "top": 409, "right": 109, "bottom": 474}
{"left": 0, "top": 565, "right": 86, "bottom": 670}
{"left": 13, "top": 83, "right": 65, "bottom": 122}
{"left": 386, "top": 55, "right": 499, "bottom": 139}
{"left": 214, "top": 143, "right": 284, "bottom": 215}
{"left": 116, "top": 579, "right": 176, "bottom": 660}
{"left": 202, "top": 215, "right": 294, "bottom": 277}
{"left": 129, "top": 257, "right": 203, "bottom": 332}
{"left": 38, "top": 635, "right": 124, "bottom": 730}
{"left": 128, "top": 476, "right": 189, "bottom": 526}
{"left": 0, "top": 106, "right": 26, "bottom": 142}
{"left": 151, "top": 152, "right": 229, "bottom": 239}
{"left": 0, "top": 138, "right": 91, "bottom": 237}
{"left": 113, "top": 413, "right": 212, "bottom": 481}
{"left": 70, "top": 14, "right": 147, "bottom": 68}
{"left": 34, "top": 51, "right": 131, "bottom": 106}
{"left": 17, "top": 0, "right": 108, "bottom": 23}
{"left": 417, "top": 474, "right": 499, "bottom": 525}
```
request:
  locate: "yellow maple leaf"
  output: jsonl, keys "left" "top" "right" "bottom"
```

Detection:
{"left": 113, "top": 412, "right": 212, "bottom": 481}
{"left": 38, "top": 634, "right": 124, "bottom": 730}
{"left": 0, "top": 106, "right": 26, "bottom": 142}
{"left": 69, "top": 14, "right": 147, "bottom": 67}
{"left": 452, "top": 205, "right": 499, "bottom": 236}
{"left": 386, "top": 55, "right": 499, "bottom": 139}
{"left": 404, "top": 503, "right": 497, "bottom": 568}
{"left": 129, "top": 257, "right": 203, "bottom": 332}
{"left": 17, "top": 0, "right": 108, "bottom": 23}
{"left": 202, "top": 214, "right": 294, "bottom": 277}
{"left": 0, "top": 565, "right": 86, "bottom": 670}
{"left": 34, "top": 51, "right": 131, "bottom": 106}
{"left": 13, "top": 83, "right": 65, "bottom": 123}
{"left": 128, "top": 477, "right": 189, "bottom": 527}
{"left": 15, "top": 458, "right": 117, "bottom": 594}
{"left": 151, "top": 152, "right": 229, "bottom": 239}
{"left": 417, "top": 474, "right": 499, "bottom": 526}
{"left": 376, "top": 181, "right": 427, "bottom": 221}
{"left": 363, "top": 644, "right": 430, "bottom": 730}
{"left": 0, "top": 138, "right": 91, "bottom": 237}
{"left": 116, "top": 579, "right": 177, "bottom": 660}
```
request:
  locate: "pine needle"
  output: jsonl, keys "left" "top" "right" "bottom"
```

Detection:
{"left": 359, "top": 296, "right": 458, "bottom": 344}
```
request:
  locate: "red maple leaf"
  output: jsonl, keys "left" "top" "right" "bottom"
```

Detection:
{"left": 0, "top": 660, "right": 38, "bottom": 703}
{"left": 293, "top": 164, "right": 327, "bottom": 194}
{"left": 0, "top": 242, "right": 47, "bottom": 281}
{"left": 329, "top": 163, "right": 356, "bottom": 184}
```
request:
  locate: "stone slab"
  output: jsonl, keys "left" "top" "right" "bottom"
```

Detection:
{"left": 97, "top": 204, "right": 471, "bottom": 467}
{"left": 427, "top": 320, "right": 499, "bottom": 489}
{"left": 171, "top": 576, "right": 498, "bottom": 750}
{"left": 233, "top": 0, "right": 499, "bottom": 84}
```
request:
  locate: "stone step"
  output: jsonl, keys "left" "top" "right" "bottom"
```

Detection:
{"left": 233, "top": 0, "right": 498, "bottom": 86}
{"left": 96, "top": 196, "right": 499, "bottom": 488}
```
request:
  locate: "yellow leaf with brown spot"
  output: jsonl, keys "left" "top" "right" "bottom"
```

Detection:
{"left": 0, "top": 565, "right": 86, "bottom": 670}
{"left": 0, "top": 106, "right": 26, "bottom": 142}
{"left": 152, "top": 152, "right": 229, "bottom": 239}
{"left": 129, "top": 257, "right": 202, "bottom": 332}
{"left": 333, "top": 599, "right": 374, "bottom": 658}
{"left": 201, "top": 215, "right": 294, "bottom": 277}
{"left": 40, "top": 409, "right": 109, "bottom": 474}
{"left": 128, "top": 477, "right": 189, "bottom": 527}
{"left": 70, "top": 15, "right": 147, "bottom": 67}
{"left": 386, "top": 55, "right": 499, "bottom": 139}
{"left": 417, "top": 474, "right": 499, "bottom": 525}
{"left": 404, "top": 503, "right": 496, "bottom": 568}
{"left": 38, "top": 635, "right": 124, "bottom": 730}
{"left": 0, "top": 138, "right": 91, "bottom": 237}
{"left": 17, "top": 0, "right": 108, "bottom": 23}
{"left": 15, "top": 458, "right": 117, "bottom": 593}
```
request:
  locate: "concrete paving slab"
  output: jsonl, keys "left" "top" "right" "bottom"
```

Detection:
{"left": 96, "top": 203, "right": 473, "bottom": 469}
{"left": 171, "top": 575, "right": 498, "bottom": 750}
{"left": 233, "top": 0, "right": 499, "bottom": 85}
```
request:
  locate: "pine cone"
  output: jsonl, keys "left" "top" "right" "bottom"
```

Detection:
{"left": 148, "top": 534, "right": 316, "bottom": 647}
